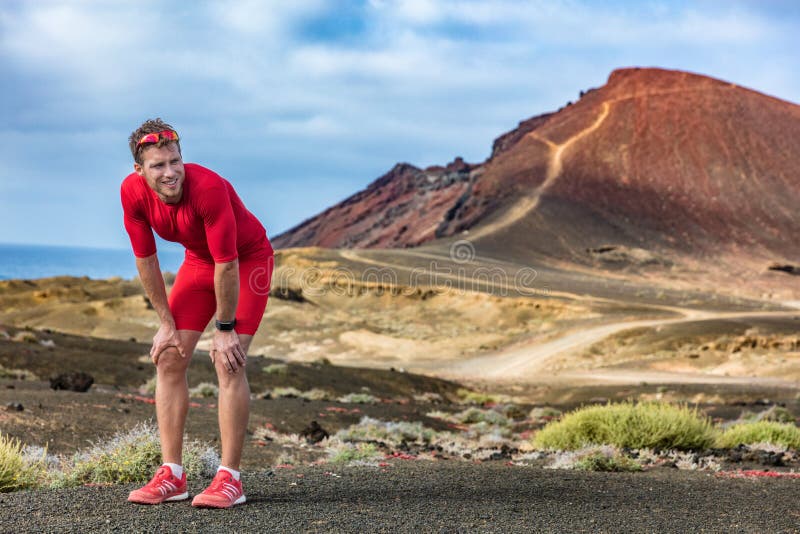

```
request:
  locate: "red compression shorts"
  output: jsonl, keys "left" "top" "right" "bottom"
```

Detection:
{"left": 168, "top": 247, "right": 274, "bottom": 335}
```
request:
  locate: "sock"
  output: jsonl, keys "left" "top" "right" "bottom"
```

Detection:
{"left": 163, "top": 463, "right": 183, "bottom": 478}
{"left": 218, "top": 465, "right": 241, "bottom": 481}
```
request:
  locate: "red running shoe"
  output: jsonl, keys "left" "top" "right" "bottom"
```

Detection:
{"left": 127, "top": 465, "right": 188, "bottom": 505}
{"left": 191, "top": 471, "right": 246, "bottom": 508}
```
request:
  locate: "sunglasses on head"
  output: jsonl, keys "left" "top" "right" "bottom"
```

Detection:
{"left": 136, "top": 129, "right": 179, "bottom": 148}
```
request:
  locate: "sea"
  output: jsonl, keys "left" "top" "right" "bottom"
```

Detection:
{"left": 0, "top": 243, "right": 186, "bottom": 280}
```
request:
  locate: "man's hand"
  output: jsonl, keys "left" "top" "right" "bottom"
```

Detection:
{"left": 211, "top": 329, "right": 247, "bottom": 374}
{"left": 150, "top": 323, "right": 186, "bottom": 364}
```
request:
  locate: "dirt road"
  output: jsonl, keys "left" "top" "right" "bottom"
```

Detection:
{"left": 338, "top": 248, "right": 799, "bottom": 387}
{"left": 445, "top": 309, "right": 800, "bottom": 384}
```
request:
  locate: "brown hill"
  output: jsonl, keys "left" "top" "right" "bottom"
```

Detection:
{"left": 274, "top": 158, "right": 477, "bottom": 249}
{"left": 273, "top": 67, "right": 800, "bottom": 268}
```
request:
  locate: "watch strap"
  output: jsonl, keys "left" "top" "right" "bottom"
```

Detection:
{"left": 215, "top": 318, "right": 236, "bottom": 331}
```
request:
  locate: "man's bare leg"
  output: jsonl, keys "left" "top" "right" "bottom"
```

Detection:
{"left": 213, "top": 333, "right": 253, "bottom": 471}
{"left": 155, "top": 329, "right": 203, "bottom": 464}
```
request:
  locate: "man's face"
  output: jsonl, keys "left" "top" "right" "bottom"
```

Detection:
{"left": 134, "top": 143, "right": 185, "bottom": 203}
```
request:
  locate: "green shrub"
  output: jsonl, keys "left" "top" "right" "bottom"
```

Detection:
{"left": 736, "top": 406, "right": 795, "bottom": 424}
{"left": 547, "top": 445, "right": 642, "bottom": 472}
{"left": 575, "top": 452, "right": 642, "bottom": 472}
{"left": 328, "top": 442, "right": 382, "bottom": 464}
{"left": 139, "top": 375, "right": 157, "bottom": 395}
{"left": 11, "top": 331, "right": 37, "bottom": 343}
{"left": 533, "top": 402, "right": 716, "bottom": 451}
{"left": 465, "top": 421, "right": 513, "bottom": 440}
{"left": 338, "top": 393, "right": 379, "bottom": 404}
{"left": 336, "top": 417, "right": 439, "bottom": 447}
{"left": 455, "top": 407, "right": 511, "bottom": 426}
{"left": 273, "top": 452, "right": 300, "bottom": 466}
{"left": 0, "top": 433, "right": 45, "bottom": 492}
{"left": 413, "top": 392, "right": 443, "bottom": 403}
{"left": 270, "top": 386, "right": 303, "bottom": 398}
{"left": 716, "top": 422, "right": 800, "bottom": 449}
{"left": 189, "top": 382, "right": 219, "bottom": 398}
{"left": 264, "top": 387, "right": 331, "bottom": 401}
{"left": 54, "top": 423, "right": 218, "bottom": 487}
{"left": 299, "top": 388, "right": 331, "bottom": 401}
{"left": 529, "top": 407, "right": 562, "bottom": 420}
{"left": 0, "top": 365, "right": 38, "bottom": 381}
{"left": 456, "top": 388, "right": 509, "bottom": 405}
{"left": 262, "top": 363, "right": 289, "bottom": 375}
{"left": 498, "top": 404, "right": 528, "bottom": 420}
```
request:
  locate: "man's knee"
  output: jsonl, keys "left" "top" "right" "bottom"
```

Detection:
{"left": 156, "top": 347, "right": 189, "bottom": 374}
{"left": 212, "top": 354, "right": 246, "bottom": 386}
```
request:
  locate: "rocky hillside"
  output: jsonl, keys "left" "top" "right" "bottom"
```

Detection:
{"left": 273, "top": 67, "right": 800, "bottom": 266}
{"left": 274, "top": 158, "right": 478, "bottom": 249}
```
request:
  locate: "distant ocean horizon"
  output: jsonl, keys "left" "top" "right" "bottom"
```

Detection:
{"left": 0, "top": 243, "right": 185, "bottom": 280}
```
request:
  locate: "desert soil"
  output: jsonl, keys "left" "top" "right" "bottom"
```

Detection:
{"left": 3, "top": 246, "right": 800, "bottom": 532}
{"left": 3, "top": 463, "right": 800, "bottom": 533}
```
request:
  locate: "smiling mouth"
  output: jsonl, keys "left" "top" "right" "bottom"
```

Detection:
{"left": 162, "top": 178, "right": 179, "bottom": 187}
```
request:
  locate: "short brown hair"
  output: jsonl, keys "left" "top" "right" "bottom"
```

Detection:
{"left": 128, "top": 118, "right": 182, "bottom": 164}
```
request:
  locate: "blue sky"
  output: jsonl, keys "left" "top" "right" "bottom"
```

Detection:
{"left": 1, "top": 0, "right": 798, "bottom": 250}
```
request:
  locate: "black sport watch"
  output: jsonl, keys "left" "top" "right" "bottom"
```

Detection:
{"left": 215, "top": 318, "right": 237, "bottom": 331}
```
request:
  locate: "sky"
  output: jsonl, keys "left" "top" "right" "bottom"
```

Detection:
{"left": 1, "top": 0, "right": 798, "bottom": 250}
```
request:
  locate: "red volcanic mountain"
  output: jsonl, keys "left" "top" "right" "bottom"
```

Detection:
{"left": 273, "top": 68, "right": 800, "bottom": 266}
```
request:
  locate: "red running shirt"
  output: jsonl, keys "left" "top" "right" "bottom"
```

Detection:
{"left": 121, "top": 163, "right": 273, "bottom": 263}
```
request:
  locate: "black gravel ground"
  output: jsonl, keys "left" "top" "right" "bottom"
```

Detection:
{"left": 2, "top": 462, "right": 799, "bottom": 533}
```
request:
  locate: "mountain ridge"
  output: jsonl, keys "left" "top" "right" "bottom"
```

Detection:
{"left": 273, "top": 67, "right": 800, "bottom": 270}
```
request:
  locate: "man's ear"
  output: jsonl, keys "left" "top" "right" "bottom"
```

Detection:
{"left": 134, "top": 162, "right": 143, "bottom": 176}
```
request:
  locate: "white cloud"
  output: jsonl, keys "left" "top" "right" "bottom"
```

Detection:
{"left": 265, "top": 115, "right": 347, "bottom": 137}
{"left": 0, "top": 3, "right": 151, "bottom": 90}
{"left": 366, "top": 0, "right": 771, "bottom": 45}
{"left": 206, "top": 0, "right": 326, "bottom": 36}
{"left": 0, "top": 0, "right": 798, "bottom": 247}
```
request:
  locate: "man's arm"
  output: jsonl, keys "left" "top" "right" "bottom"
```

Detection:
{"left": 136, "top": 253, "right": 186, "bottom": 363}
{"left": 214, "top": 259, "right": 239, "bottom": 322}
{"left": 197, "top": 178, "right": 246, "bottom": 373}
{"left": 212, "top": 259, "right": 247, "bottom": 374}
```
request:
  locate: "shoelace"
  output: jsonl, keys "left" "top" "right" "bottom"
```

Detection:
{"left": 208, "top": 474, "right": 231, "bottom": 490}
{"left": 207, "top": 474, "right": 239, "bottom": 499}
{"left": 147, "top": 468, "right": 179, "bottom": 494}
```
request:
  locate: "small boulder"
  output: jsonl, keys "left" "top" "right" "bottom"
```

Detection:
{"left": 50, "top": 372, "right": 94, "bottom": 392}
{"left": 768, "top": 263, "right": 800, "bottom": 275}
{"left": 300, "top": 420, "right": 329, "bottom": 444}
{"left": 270, "top": 286, "right": 306, "bottom": 303}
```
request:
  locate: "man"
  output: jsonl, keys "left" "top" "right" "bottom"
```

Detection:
{"left": 121, "top": 118, "right": 274, "bottom": 508}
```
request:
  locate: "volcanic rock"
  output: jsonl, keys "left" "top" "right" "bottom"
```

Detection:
{"left": 300, "top": 420, "right": 330, "bottom": 444}
{"left": 50, "top": 372, "right": 94, "bottom": 392}
{"left": 768, "top": 264, "right": 800, "bottom": 275}
{"left": 274, "top": 67, "right": 800, "bottom": 270}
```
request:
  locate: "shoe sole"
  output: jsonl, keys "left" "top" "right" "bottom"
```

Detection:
{"left": 191, "top": 495, "right": 246, "bottom": 508}
{"left": 128, "top": 491, "right": 189, "bottom": 505}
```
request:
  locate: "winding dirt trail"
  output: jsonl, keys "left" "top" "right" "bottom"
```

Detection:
{"left": 469, "top": 101, "right": 611, "bottom": 240}
{"left": 338, "top": 248, "right": 579, "bottom": 300}
{"left": 466, "top": 84, "right": 739, "bottom": 243}
{"left": 442, "top": 308, "right": 800, "bottom": 385}
{"left": 338, "top": 249, "right": 800, "bottom": 387}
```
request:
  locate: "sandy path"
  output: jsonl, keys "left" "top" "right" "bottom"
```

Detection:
{"left": 443, "top": 308, "right": 800, "bottom": 383}
{"left": 464, "top": 84, "right": 740, "bottom": 244}
{"left": 469, "top": 102, "right": 611, "bottom": 240}
{"left": 338, "top": 249, "right": 798, "bottom": 386}
{"left": 338, "top": 249, "right": 579, "bottom": 300}
{"left": 560, "top": 369, "right": 798, "bottom": 387}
